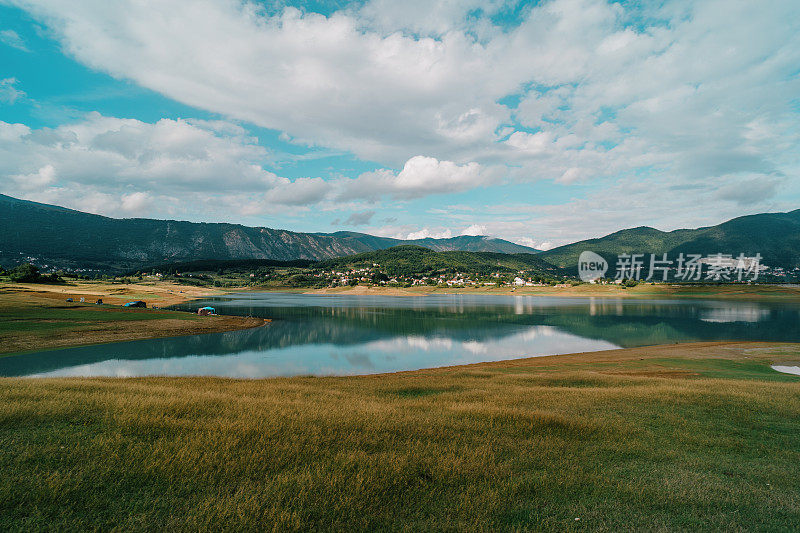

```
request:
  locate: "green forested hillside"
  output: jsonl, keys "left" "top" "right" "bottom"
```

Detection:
{"left": 316, "top": 245, "right": 564, "bottom": 278}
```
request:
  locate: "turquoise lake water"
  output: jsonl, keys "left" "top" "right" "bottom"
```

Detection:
{"left": 2, "top": 293, "right": 799, "bottom": 378}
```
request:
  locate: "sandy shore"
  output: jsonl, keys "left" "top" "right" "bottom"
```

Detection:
{"left": 302, "top": 282, "right": 800, "bottom": 300}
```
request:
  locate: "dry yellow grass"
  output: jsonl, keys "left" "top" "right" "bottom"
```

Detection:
{"left": 1, "top": 342, "right": 798, "bottom": 530}
{"left": 0, "top": 279, "right": 227, "bottom": 307}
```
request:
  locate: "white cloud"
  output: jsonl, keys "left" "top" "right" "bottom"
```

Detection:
{"left": 11, "top": 0, "right": 796, "bottom": 196}
{"left": 8, "top": 0, "right": 518, "bottom": 164}
{"left": 343, "top": 155, "right": 499, "bottom": 200}
{"left": 0, "top": 29, "right": 29, "bottom": 51}
{"left": 0, "top": 78, "right": 25, "bottom": 104}
{"left": 406, "top": 228, "right": 453, "bottom": 240}
{"left": 11, "top": 164, "right": 55, "bottom": 189}
{"left": 461, "top": 224, "right": 487, "bottom": 236}
{"left": 505, "top": 131, "right": 554, "bottom": 155}
{"left": 0, "top": 113, "right": 332, "bottom": 218}
{"left": 120, "top": 191, "right": 151, "bottom": 212}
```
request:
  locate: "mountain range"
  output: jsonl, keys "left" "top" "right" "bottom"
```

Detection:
{"left": 538, "top": 210, "right": 800, "bottom": 272}
{"left": 1, "top": 193, "right": 798, "bottom": 273}
{"left": 0, "top": 194, "right": 538, "bottom": 271}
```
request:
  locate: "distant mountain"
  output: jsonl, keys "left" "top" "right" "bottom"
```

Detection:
{"left": 320, "top": 231, "right": 540, "bottom": 254}
{"left": 0, "top": 194, "right": 538, "bottom": 271}
{"left": 539, "top": 210, "right": 800, "bottom": 272}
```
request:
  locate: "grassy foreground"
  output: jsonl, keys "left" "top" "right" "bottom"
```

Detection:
{"left": 1, "top": 342, "right": 798, "bottom": 530}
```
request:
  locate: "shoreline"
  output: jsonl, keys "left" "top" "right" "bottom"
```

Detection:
{"left": 291, "top": 283, "right": 800, "bottom": 300}
{"left": 0, "top": 282, "right": 266, "bottom": 356}
{"left": 2, "top": 279, "right": 800, "bottom": 357}
{"left": 1, "top": 317, "right": 270, "bottom": 358}
{"left": 8, "top": 278, "right": 800, "bottom": 302}
{"left": 5, "top": 334, "right": 800, "bottom": 380}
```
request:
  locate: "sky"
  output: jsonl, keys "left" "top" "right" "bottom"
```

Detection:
{"left": 0, "top": 0, "right": 798, "bottom": 250}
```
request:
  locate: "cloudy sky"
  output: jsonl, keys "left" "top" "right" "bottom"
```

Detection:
{"left": 1, "top": 0, "right": 798, "bottom": 249}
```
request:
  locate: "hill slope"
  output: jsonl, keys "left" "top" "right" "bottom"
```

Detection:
{"left": 316, "top": 245, "right": 565, "bottom": 278}
{"left": 0, "top": 194, "right": 538, "bottom": 271}
{"left": 539, "top": 210, "right": 800, "bottom": 272}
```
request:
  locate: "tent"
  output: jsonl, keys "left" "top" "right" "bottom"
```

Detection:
{"left": 197, "top": 306, "right": 216, "bottom": 316}
{"left": 123, "top": 301, "right": 146, "bottom": 308}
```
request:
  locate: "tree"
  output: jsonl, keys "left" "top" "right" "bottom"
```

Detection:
{"left": 10, "top": 263, "right": 41, "bottom": 282}
{"left": 371, "top": 272, "right": 389, "bottom": 284}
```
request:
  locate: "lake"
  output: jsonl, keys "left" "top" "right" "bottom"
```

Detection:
{"left": 3, "top": 293, "right": 800, "bottom": 378}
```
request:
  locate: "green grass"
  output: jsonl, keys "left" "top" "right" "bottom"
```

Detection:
{"left": 0, "top": 306, "right": 197, "bottom": 333}
{"left": 0, "top": 343, "right": 798, "bottom": 531}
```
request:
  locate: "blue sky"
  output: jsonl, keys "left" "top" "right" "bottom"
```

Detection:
{"left": 1, "top": 0, "right": 798, "bottom": 249}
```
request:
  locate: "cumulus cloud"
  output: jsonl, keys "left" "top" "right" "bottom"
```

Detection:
{"left": 461, "top": 224, "right": 487, "bottom": 236}
{"left": 120, "top": 191, "right": 151, "bottom": 212}
{"left": 11, "top": 164, "right": 55, "bottom": 189}
{"left": 8, "top": 0, "right": 516, "bottom": 164}
{"left": 504, "top": 131, "right": 554, "bottom": 155}
{"left": 343, "top": 156, "right": 499, "bottom": 200}
{"left": 516, "top": 237, "right": 554, "bottom": 251}
{"left": 9, "top": 0, "right": 796, "bottom": 193}
{"left": 0, "top": 113, "right": 332, "bottom": 217}
{"left": 406, "top": 228, "right": 453, "bottom": 240}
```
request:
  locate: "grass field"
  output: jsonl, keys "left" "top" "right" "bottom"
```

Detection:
{"left": 0, "top": 288, "right": 264, "bottom": 355}
{"left": 1, "top": 342, "right": 798, "bottom": 530}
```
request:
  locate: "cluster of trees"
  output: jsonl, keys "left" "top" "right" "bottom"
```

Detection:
{"left": 4, "top": 263, "right": 63, "bottom": 284}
